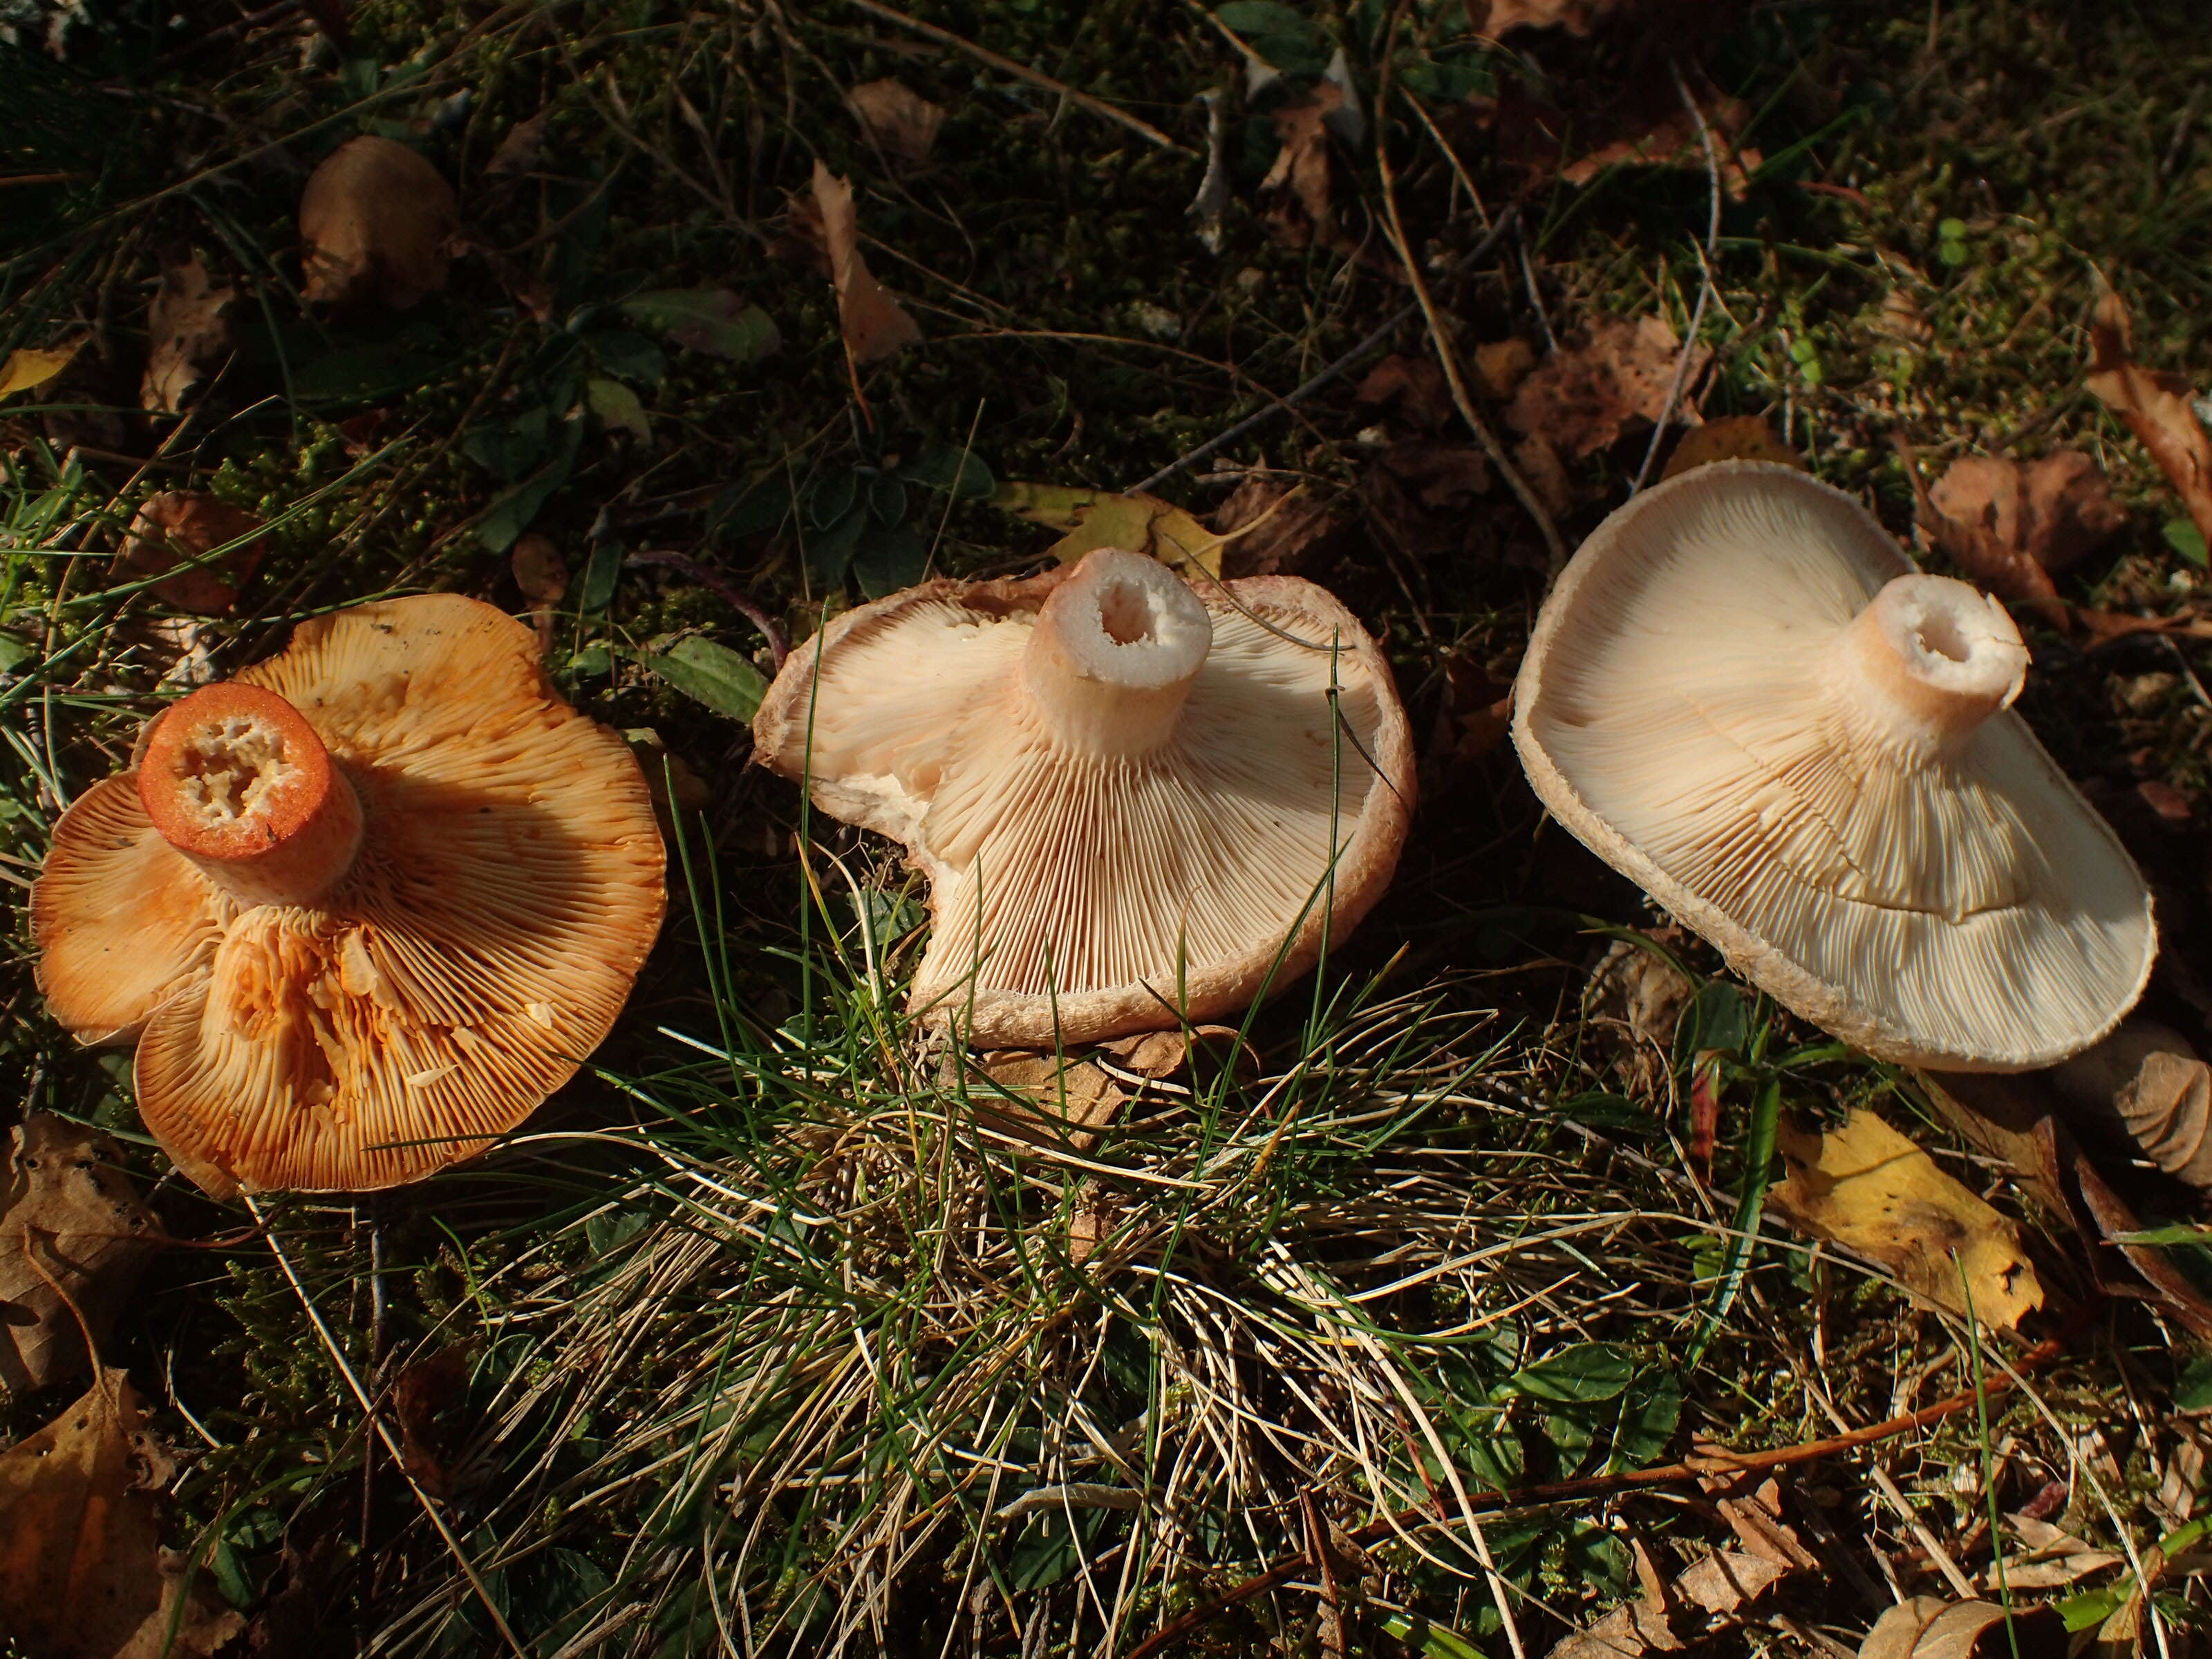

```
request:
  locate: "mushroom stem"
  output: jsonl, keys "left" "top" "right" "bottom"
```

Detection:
{"left": 1828, "top": 574, "right": 2029, "bottom": 761}
{"left": 1020, "top": 549, "right": 1215, "bottom": 759}
{"left": 136, "top": 682, "right": 362, "bottom": 908}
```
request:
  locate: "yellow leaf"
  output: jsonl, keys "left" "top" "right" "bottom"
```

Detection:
{"left": 991, "top": 480, "right": 1225, "bottom": 578}
{"left": 0, "top": 342, "right": 79, "bottom": 400}
{"left": 1769, "top": 1108, "right": 2043, "bottom": 1331}
{"left": 1660, "top": 414, "right": 1808, "bottom": 480}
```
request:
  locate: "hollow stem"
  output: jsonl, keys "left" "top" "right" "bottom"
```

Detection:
{"left": 1020, "top": 549, "right": 1213, "bottom": 759}
{"left": 1827, "top": 574, "right": 2029, "bottom": 762}
{"left": 138, "top": 681, "right": 362, "bottom": 907}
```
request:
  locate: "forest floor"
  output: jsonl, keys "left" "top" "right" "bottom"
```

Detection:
{"left": 4, "top": 0, "right": 2212, "bottom": 1656}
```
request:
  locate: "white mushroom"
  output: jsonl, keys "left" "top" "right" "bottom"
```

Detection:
{"left": 753, "top": 549, "right": 1416, "bottom": 1046}
{"left": 1513, "top": 461, "right": 2154, "bottom": 1071}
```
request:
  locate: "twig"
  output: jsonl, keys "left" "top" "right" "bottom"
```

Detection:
{"left": 834, "top": 0, "right": 1192, "bottom": 155}
{"left": 247, "top": 1199, "right": 529, "bottom": 1659}
{"left": 1629, "top": 62, "right": 1723, "bottom": 496}
{"left": 1125, "top": 1336, "right": 2066, "bottom": 1659}
{"left": 1371, "top": 19, "right": 1567, "bottom": 574}
{"left": 627, "top": 548, "right": 789, "bottom": 668}
{"left": 1125, "top": 206, "right": 1522, "bottom": 496}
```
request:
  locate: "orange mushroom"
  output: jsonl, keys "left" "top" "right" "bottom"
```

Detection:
{"left": 32, "top": 594, "right": 666, "bottom": 1195}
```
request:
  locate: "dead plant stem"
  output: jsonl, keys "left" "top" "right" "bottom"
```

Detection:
{"left": 1125, "top": 1336, "right": 2067, "bottom": 1659}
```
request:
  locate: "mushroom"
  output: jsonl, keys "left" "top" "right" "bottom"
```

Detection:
{"left": 753, "top": 549, "right": 1414, "bottom": 1047}
{"left": 31, "top": 594, "right": 666, "bottom": 1194}
{"left": 1512, "top": 461, "right": 2153, "bottom": 1071}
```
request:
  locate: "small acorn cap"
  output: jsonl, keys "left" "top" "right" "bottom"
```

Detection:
{"left": 32, "top": 594, "right": 666, "bottom": 1194}
{"left": 753, "top": 550, "right": 1416, "bottom": 1047}
{"left": 1512, "top": 461, "right": 2153, "bottom": 1072}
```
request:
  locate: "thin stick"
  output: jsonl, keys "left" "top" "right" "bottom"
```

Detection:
{"left": 834, "top": 0, "right": 1190, "bottom": 155}
{"left": 247, "top": 1197, "right": 529, "bottom": 1659}
{"left": 1628, "top": 62, "right": 1723, "bottom": 496}
{"left": 1371, "top": 20, "right": 1567, "bottom": 574}
{"left": 1125, "top": 207, "right": 1522, "bottom": 496}
{"left": 1125, "top": 1336, "right": 2066, "bottom": 1659}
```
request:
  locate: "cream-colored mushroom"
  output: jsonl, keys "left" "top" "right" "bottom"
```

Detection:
{"left": 32, "top": 594, "right": 666, "bottom": 1194}
{"left": 1513, "top": 461, "right": 2153, "bottom": 1071}
{"left": 753, "top": 549, "right": 1415, "bottom": 1047}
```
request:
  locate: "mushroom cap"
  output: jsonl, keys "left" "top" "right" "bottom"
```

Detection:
{"left": 1512, "top": 461, "right": 2154, "bottom": 1071}
{"left": 31, "top": 594, "right": 666, "bottom": 1194}
{"left": 753, "top": 556, "right": 1416, "bottom": 1047}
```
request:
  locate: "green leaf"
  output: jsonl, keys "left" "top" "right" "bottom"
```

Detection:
{"left": 1678, "top": 981, "right": 1749, "bottom": 1063}
{"left": 584, "top": 328, "right": 667, "bottom": 387}
{"left": 616, "top": 290, "right": 780, "bottom": 362}
{"left": 0, "top": 635, "right": 31, "bottom": 674}
{"left": 1506, "top": 1343, "right": 1635, "bottom": 1405}
{"left": 642, "top": 635, "right": 768, "bottom": 722}
{"left": 579, "top": 542, "right": 622, "bottom": 611}
{"left": 2164, "top": 518, "right": 2209, "bottom": 569}
{"left": 1379, "top": 1613, "right": 1486, "bottom": 1659}
{"left": 567, "top": 644, "right": 612, "bottom": 679}
{"left": 586, "top": 377, "right": 650, "bottom": 442}
{"left": 1557, "top": 1091, "right": 1644, "bottom": 1132}
{"left": 1609, "top": 1373, "right": 1684, "bottom": 1472}
{"left": 852, "top": 522, "right": 926, "bottom": 599}
{"left": 1463, "top": 1424, "right": 1522, "bottom": 1494}
{"left": 290, "top": 343, "right": 445, "bottom": 404}
{"left": 902, "top": 443, "right": 995, "bottom": 498}
{"left": 2059, "top": 1588, "right": 2127, "bottom": 1633}
{"left": 2177, "top": 1351, "right": 2212, "bottom": 1413}
{"left": 868, "top": 474, "right": 908, "bottom": 527}
{"left": 2115, "top": 1224, "right": 2212, "bottom": 1246}
{"left": 476, "top": 415, "right": 582, "bottom": 554}
{"left": 805, "top": 467, "right": 859, "bottom": 529}
{"left": 711, "top": 476, "right": 791, "bottom": 539}
{"left": 806, "top": 503, "right": 869, "bottom": 589}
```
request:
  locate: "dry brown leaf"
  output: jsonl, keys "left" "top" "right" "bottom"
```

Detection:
{"left": 1425, "top": 655, "right": 1515, "bottom": 786}
{"left": 847, "top": 78, "right": 946, "bottom": 168}
{"left": 1859, "top": 1597, "right": 2066, "bottom": 1659}
{"left": 971, "top": 1053, "right": 1128, "bottom": 1152}
{"left": 392, "top": 1347, "right": 470, "bottom": 1503}
{"left": 1356, "top": 354, "right": 1454, "bottom": 431}
{"left": 0, "top": 1368, "right": 244, "bottom": 1659}
{"left": 1922, "top": 451, "right": 2123, "bottom": 615}
{"left": 300, "top": 135, "right": 458, "bottom": 310}
{"left": 1661, "top": 415, "right": 1806, "bottom": 481}
{"left": 1067, "top": 1182, "right": 1118, "bottom": 1266}
{"left": 140, "top": 254, "right": 235, "bottom": 415}
{"left": 1210, "top": 476, "right": 1340, "bottom": 577}
{"left": 810, "top": 162, "right": 921, "bottom": 365}
{"left": 1770, "top": 1109, "right": 2043, "bottom": 1330}
{"left": 1258, "top": 82, "right": 1344, "bottom": 252}
{"left": 1508, "top": 316, "right": 1709, "bottom": 459}
{"left": 2088, "top": 290, "right": 2212, "bottom": 551}
{"left": 0, "top": 1117, "right": 158, "bottom": 1396}
{"left": 1474, "top": 337, "right": 1539, "bottom": 401}
{"left": 1709, "top": 1474, "right": 1819, "bottom": 1573}
{"left": 1479, "top": 0, "right": 1641, "bottom": 34}
{"left": 1560, "top": 97, "right": 1763, "bottom": 200}
{"left": 484, "top": 110, "right": 549, "bottom": 178}
{"left": 1514, "top": 432, "right": 1574, "bottom": 517}
{"left": 1094, "top": 1024, "right": 1257, "bottom": 1086}
{"left": 1550, "top": 1542, "right": 1797, "bottom": 1658}
{"left": 1585, "top": 933, "right": 1694, "bottom": 1099}
{"left": 1983, "top": 1514, "right": 2124, "bottom": 1591}
{"left": 2054, "top": 1022, "right": 2212, "bottom": 1189}
{"left": 113, "top": 492, "right": 266, "bottom": 616}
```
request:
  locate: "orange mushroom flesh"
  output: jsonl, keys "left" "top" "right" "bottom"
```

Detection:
{"left": 31, "top": 594, "right": 667, "bottom": 1194}
{"left": 137, "top": 682, "right": 363, "bottom": 908}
